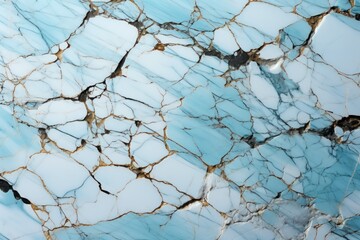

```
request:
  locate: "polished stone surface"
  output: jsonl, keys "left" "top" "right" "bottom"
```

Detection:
{"left": 0, "top": 0, "right": 360, "bottom": 239}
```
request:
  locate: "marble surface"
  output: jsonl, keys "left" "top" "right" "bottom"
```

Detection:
{"left": 0, "top": 0, "right": 360, "bottom": 239}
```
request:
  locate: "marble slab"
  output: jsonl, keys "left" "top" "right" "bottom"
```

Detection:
{"left": 0, "top": 0, "right": 360, "bottom": 239}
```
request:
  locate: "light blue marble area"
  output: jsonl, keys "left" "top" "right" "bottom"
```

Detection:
{"left": 0, "top": 0, "right": 360, "bottom": 239}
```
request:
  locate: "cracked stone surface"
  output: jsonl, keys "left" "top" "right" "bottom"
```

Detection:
{"left": 0, "top": 0, "right": 360, "bottom": 239}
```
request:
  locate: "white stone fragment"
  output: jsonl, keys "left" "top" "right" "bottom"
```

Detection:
{"left": 28, "top": 100, "right": 87, "bottom": 126}
{"left": 28, "top": 153, "right": 89, "bottom": 196}
{"left": 311, "top": 13, "right": 360, "bottom": 75}
{"left": 116, "top": 178, "right": 162, "bottom": 214}
{"left": 131, "top": 134, "right": 168, "bottom": 167}
{"left": 259, "top": 44, "right": 283, "bottom": 59}
{"left": 237, "top": 2, "right": 300, "bottom": 37}
{"left": 94, "top": 166, "right": 136, "bottom": 194}
{"left": 213, "top": 26, "right": 239, "bottom": 54}
{"left": 150, "top": 154, "right": 206, "bottom": 198}
{"left": 250, "top": 75, "right": 279, "bottom": 110}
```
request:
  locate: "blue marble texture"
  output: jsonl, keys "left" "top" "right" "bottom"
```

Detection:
{"left": 0, "top": 0, "right": 360, "bottom": 239}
